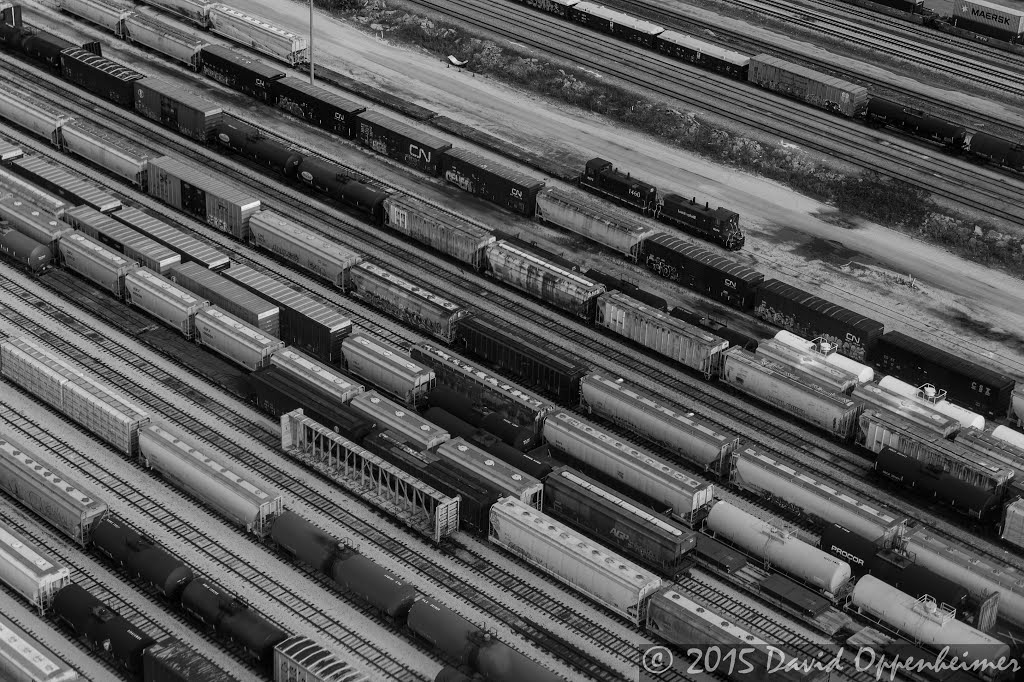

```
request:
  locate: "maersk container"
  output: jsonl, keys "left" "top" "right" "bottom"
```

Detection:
{"left": 272, "top": 77, "right": 365, "bottom": 138}
{"left": 0, "top": 610, "right": 80, "bottom": 682}
{"left": 596, "top": 291, "right": 729, "bottom": 377}
{"left": 0, "top": 198, "right": 70, "bottom": 253}
{"left": 61, "top": 119, "right": 152, "bottom": 188}
{"left": 542, "top": 411, "right": 714, "bottom": 521}
{"left": 223, "top": 263, "right": 351, "bottom": 363}
{"left": 134, "top": 79, "right": 223, "bottom": 142}
{"left": 170, "top": 262, "right": 279, "bottom": 336}
{"left": 350, "top": 261, "right": 470, "bottom": 343}
{"left": 535, "top": 187, "right": 655, "bottom": 259}
{"left": 579, "top": 372, "right": 737, "bottom": 474}
{"left": 349, "top": 391, "right": 450, "bottom": 451}
{"left": 124, "top": 12, "right": 206, "bottom": 69}
{"left": 124, "top": 267, "right": 209, "bottom": 339}
{"left": 489, "top": 497, "right": 663, "bottom": 625}
{"left": 440, "top": 147, "right": 545, "bottom": 216}
{"left": 199, "top": 44, "right": 286, "bottom": 102}
{"left": 59, "top": 48, "right": 143, "bottom": 109}
{"left": 747, "top": 55, "right": 868, "bottom": 117}
{"left": 193, "top": 306, "right": 283, "bottom": 370}
{"left": 756, "top": 339, "right": 859, "bottom": 394}
{"left": 484, "top": 240, "right": 605, "bottom": 319}
{"left": 0, "top": 167, "right": 67, "bottom": 219}
{"left": 59, "top": 232, "right": 137, "bottom": 299}
{"left": 208, "top": 4, "right": 309, "bottom": 65}
{"left": 436, "top": 438, "right": 543, "bottom": 508}
{"left": 110, "top": 206, "right": 229, "bottom": 270}
{"left": 147, "top": 156, "right": 261, "bottom": 239}
{"left": 248, "top": 210, "right": 361, "bottom": 289}
{"left": 11, "top": 156, "right": 121, "bottom": 213}
{"left": 138, "top": 0, "right": 214, "bottom": 27}
{"left": 381, "top": 194, "right": 494, "bottom": 268}
{"left": 354, "top": 110, "right": 451, "bottom": 176}
{"left": 65, "top": 205, "right": 180, "bottom": 274}
{"left": 721, "top": 348, "right": 861, "bottom": 439}
{"left": 0, "top": 84, "right": 72, "bottom": 148}
{"left": 270, "top": 347, "right": 364, "bottom": 405}
{"left": 851, "top": 383, "right": 960, "bottom": 438}
{"left": 952, "top": 0, "right": 1024, "bottom": 38}
{"left": 139, "top": 423, "right": 283, "bottom": 534}
{"left": 57, "top": 0, "right": 132, "bottom": 37}
{"left": 341, "top": 333, "right": 434, "bottom": 407}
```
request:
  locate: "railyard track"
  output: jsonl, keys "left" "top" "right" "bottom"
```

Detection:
{"left": 6, "top": 51, "right": 1022, "bottom": 613}
{"left": 400, "top": 0, "right": 1024, "bottom": 224}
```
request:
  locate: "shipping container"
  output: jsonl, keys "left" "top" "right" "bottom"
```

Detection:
{"left": 0, "top": 610, "right": 79, "bottom": 682}
{"left": 0, "top": 167, "right": 67, "bottom": 219}
{"left": 545, "top": 466, "right": 695, "bottom": 576}
{"left": 654, "top": 31, "right": 751, "bottom": 79}
{"left": 57, "top": 0, "right": 132, "bottom": 37}
{"left": 754, "top": 279, "right": 883, "bottom": 362}
{"left": 137, "top": 0, "right": 214, "bottom": 27}
{"left": 133, "top": 79, "right": 223, "bottom": 142}
{"left": 0, "top": 197, "right": 71, "bottom": 253}
{"left": 193, "top": 306, "right": 284, "bottom": 370}
{"left": 248, "top": 367, "right": 375, "bottom": 442}
{"left": 222, "top": 263, "right": 351, "bottom": 363}
{"left": 0, "top": 524, "right": 71, "bottom": 614}
{"left": 0, "top": 84, "right": 72, "bottom": 148}
{"left": 61, "top": 119, "right": 153, "bottom": 188}
{"left": 65, "top": 205, "right": 180, "bottom": 274}
{"left": 747, "top": 55, "right": 869, "bottom": 117}
{"left": 272, "top": 76, "right": 365, "bottom": 138}
{"left": 199, "top": 44, "right": 285, "bottom": 101}
{"left": 272, "top": 636, "right": 369, "bottom": 682}
{"left": 872, "top": 331, "right": 1014, "bottom": 419}
{"left": 489, "top": 497, "right": 663, "bottom": 624}
{"left": 440, "top": 147, "right": 545, "bottom": 216}
{"left": 247, "top": 210, "right": 361, "bottom": 288}
{"left": 534, "top": 187, "right": 654, "bottom": 259}
{"left": 354, "top": 110, "right": 451, "bottom": 175}
{"left": 436, "top": 438, "right": 543, "bottom": 508}
{"left": 0, "top": 229, "right": 52, "bottom": 273}
{"left": 349, "top": 261, "right": 470, "bottom": 343}
{"left": 124, "top": 12, "right": 207, "bottom": 69}
{"left": 341, "top": 333, "right": 434, "bottom": 407}
{"left": 381, "top": 194, "right": 494, "bottom": 268}
{"left": 484, "top": 240, "right": 605, "bottom": 319}
{"left": 952, "top": 0, "right": 1024, "bottom": 39}
{"left": 350, "top": 391, "right": 450, "bottom": 451}
{"left": 142, "top": 642, "right": 226, "bottom": 682}
{"left": 110, "top": 206, "right": 229, "bottom": 270}
{"left": 59, "top": 231, "right": 137, "bottom": 299}
{"left": 580, "top": 372, "right": 738, "bottom": 474}
{"left": 543, "top": 410, "right": 714, "bottom": 521}
{"left": 270, "top": 347, "right": 364, "bottom": 405}
{"left": 139, "top": 423, "right": 283, "bottom": 534}
{"left": 11, "top": 156, "right": 121, "bottom": 213}
{"left": 641, "top": 233, "right": 763, "bottom": 310}
{"left": 147, "top": 156, "right": 261, "bottom": 239}
{"left": 755, "top": 339, "right": 859, "bottom": 394}
{"left": 208, "top": 4, "right": 309, "bottom": 65}
{"left": 124, "top": 267, "right": 209, "bottom": 338}
{"left": 59, "top": 48, "right": 143, "bottom": 109}
{"left": 0, "top": 434, "right": 108, "bottom": 548}
{"left": 596, "top": 291, "right": 729, "bottom": 377}
{"left": 566, "top": 1, "right": 664, "bottom": 46}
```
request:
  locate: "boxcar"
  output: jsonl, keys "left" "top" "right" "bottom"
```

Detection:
{"left": 133, "top": 78, "right": 224, "bottom": 142}
{"left": 566, "top": 1, "right": 664, "bottom": 47}
{"left": 110, "top": 206, "right": 229, "bottom": 270}
{"left": 654, "top": 31, "right": 750, "bottom": 79}
{"left": 170, "top": 261, "right": 279, "bottom": 335}
{"left": 440, "top": 148, "right": 545, "bottom": 216}
{"left": 248, "top": 366, "right": 375, "bottom": 442}
{"left": 354, "top": 110, "right": 451, "bottom": 176}
{"left": 747, "top": 55, "right": 869, "bottom": 117}
{"left": 66, "top": 205, "right": 180, "bottom": 274}
{"left": 59, "top": 48, "right": 143, "bottom": 109}
{"left": 10, "top": 156, "right": 121, "bottom": 213}
{"left": 272, "top": 76, "right": 365, "bottom": 138}
{"left": 642, "top": 233, "right": 763, "bottom": 309}
{"left": 199, "top": 44, "right": 285, "bottom": 101}
{"left": 148, "top": 156, "right": 261, "bottom": 239}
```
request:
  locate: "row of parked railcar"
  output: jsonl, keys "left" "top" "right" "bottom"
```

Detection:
{"left": 844, "top": 0, "right": 1024, "bottom": 46}
{"left": 512, "top": 0, "right": 1024, "bottom": 173}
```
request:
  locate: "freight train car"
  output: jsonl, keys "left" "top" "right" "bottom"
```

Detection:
{"left": 123, "top": 11, "right": 207, "bottom": 70}
{"left": 11, "top": 155, "right": 121, "bottom": 213}
{"left": 249, "top": 365, "right": 375, "bottom": 441}
{"left": 436, "top": 438, "right": 544, "bottom": 508}
{"left": 200, "top": 43, "right": 285, "bottom": 101}
{"left": 59, "top": 231, "right": 137, "bottom": 300}
{"left": 171, "top": 261, "right": 279, "bottom": 335}
{"left": 65, "top": 205, "right": 180, "bottom": 274}
{"left": 57, "top": 0, "right": 132, "bottom": 36}
{"left": 654, "top": 31, "right": 751, "bottom": 79}
{"left": 52, "top": 584, "right": 155, "bottom": 676}
{"left": 354, "top": 110, "right": 450, "bottom": 176}
{"left": 147, "top": 155, "right": 261, "bottom": 239}
{"left": 966, "top": 132, "right": 1024, "bottom": 172}
{"left": 124, "top": 266, "right": 210, "bottom": 339}
{"left": 341, "top": 332, "right": 435, "bottom": 407}
{"left": 110, "top": 206, "right": 230, "bottom": 270}
{"left": 247, "top": 210, "right": 362, "bottom": 289}
{"left": 747, "top": 55, "right": 869, "bottom": 117}
{"left": 207, "top": 4, "right": 308, "bottom": 65}
{"left": 0, "top": 83, "right": 72, "bottom": 149}
{"left": 0, "top": 526, "right": 72, "bottom": 613}
{"left": 0, "top": 229, "right": 52, "bottom": 273}
{"left": 440, "top": 148, "right": 545, "bottom": 216}
{"left": 534, "top": 186, "right": 655, "bottom": 259}
{"left": 423, "top": 407, "right": 555, "bottom": 480}
{"left": 381, "top": 194, "right": 495, "bottom": 269}
{"left": 91, "top": 515, "right": 194, "bottom": 600}
{"left": 180, "top": 576, "right": 288, "bottom": 665}
{"left": 566, "top": 1, "right": 664, "bottom": 47}
{"left": 59, "top": 47, "right": 143, "bottom": 109}
{"left": 192, "top": 306, "right": 283, "bottom": 370}
{"left": 641, "top": 233, "right": 762, "bottom": 308}
{"left": 864, "top": 98, "right": 968, "bottom": 148}
{"left": 350, "top": 391, "right": 450, "bottom": 451}
{"left": 483, "top": 240, "right": 605, "bottom": 319}
{"left": 0, "top": 198, "right": 70, "bottom": 254}
{"left": 133, "top": 78, "right": 224, "bottom": 143}
{"left": 60, "top": 119, "right": 153, "bottom": 188}
{"left": 0, "top": 609, "right": 79, "bottom": 682}
{"left": 272, "top": 76, "right": 365, "bottom": 138}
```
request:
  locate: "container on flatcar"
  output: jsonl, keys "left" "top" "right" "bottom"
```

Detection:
{"left": 52, "top": 585, "right": 156, "bottom": 674}
{"left": 142, "top": 641, "right": 228, "bottom": 682}
{"left": 0, "top": 198, "right": 70, "bottom": 253}
{"left": 124, "top": 267, "right": 210, "bottom": 339}
{"left": 484, "top": 240, "right": 605, "bottom": 319}
{"left": 59, "top": 47, "right": 143, "bottom": 108}
{"left": 951, "top": 0, "right": 1024, "bottom": 40}
{"left": 134, "top": 79, "right": 224, "bottom": 142}
{"left": 248, "top": 367, "right": 375, "bottom": 441}
{"left": 65, "top": 205, "right": 180, "bottom": 274}
{"left": 0, "top": 229, "right": 51, "bottom": 273}
{"left": 193, "top": 306, "right": 283, "bottom": 370}
{"left": 435, "top": 438, "right": 543, "bottom": 508}
{"left": 222, "top": 263, "right": 351, "bottom": 363}
{"left": 57, "top": 0, "right": 132, "bottom": 36}
{"left": 247, "top": 210, "right": 362, "bottom": 288}
{"left": 654, "top": 31, "right": 751, "bottom": 79}
{"left": 340, "top": 332, "right": 434, "bottom": 407}
{"left": 59, "top": 232, "right": 137, "bottom": 300}
{"left": 147, "top": 156, "right": 261, "bottom": 239}
{"left": 272, "top": 76, "right": 365, "bottom": 138}
{"left": 170, "top": 262, "right": 279, "bottom": 336}
{"left": 61, "top": 119, "right": 153, "bottom": 188}
{"left": 139, "top": 0, "right": 214, "bottom": 27}
{"left": 110, "top": 206, "right": 229, "bottom": 270}
{"left": 123, "top": 12, "right": 207, "bottom": 69}
{"left": 641, "top": 233, "right": 763, "bottom": 309}
{"left": 270, "top": 347, "right": 364, "bottom": 405}
{"left": 11, "top": 156, "right": 121, "bottom": 213}
{"left": 199, "top": 44, "right": 285, "bottom": 101}
{"left": 350, "top": 391, "right": 450, "bottom": 451}
{"left": 534, "top": 186, "right": 655, "bottom": 259}
{"left": 381, "top": 194, "right": 495, "bottom": 268}
{"left": 566, "top": 1, "right": 664, "bottom": 46}
{"left": 0, "top": 526, "right": 72, "bottom": 613}
{"left": 0, "top": 168, "right": 67, "bottom": 219}
{"left": 489, "top": 497, "right": 664, "bottom": 624}
{"left": 354, "top": 110, "right": 451, "bottom": 176}
{"left": 207, "top": 4, "right": 309, "bottom": 65}
{"left": 0, "top": 84, "right": 73, "bottom": 148}
{"left": 747, "top": 55, "right": 869, "bottom": 117}
{"left": 272, "top": 636, "right": 368, "bottom": 682}
{"left": 440, "top": 147, "right": 545, "bottom": 216}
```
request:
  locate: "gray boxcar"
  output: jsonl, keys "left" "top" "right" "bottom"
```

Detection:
{"left": 170, "top": 261, "right": 279, "bottom": 336}
{"left": 11, "top": 155, "right": 121, "bottom": 213}
{"left": 134, "top": 79, "right": 223, "bottom": 142}
{"left": 111, "top": 206, "right": 229, "bottom": 270}
{"left": 381, "top": 194, "right": 494, "bottom": 268}
{"left": 147, "top": 156, "right": 260, "bottom": 239}
{"left": 65, "top": 205, "right": 180, "bottom": 274}
{"left": 747, "top": 55, "right": 869, "bottom": 117}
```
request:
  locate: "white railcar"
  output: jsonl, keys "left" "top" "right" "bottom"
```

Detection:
{"left": 774, "top": 332, "right": 874, "bottom": 384}
{"left": 58, "top": 232, "right": 137, "bottom": 300}
{"left": 0, "top": 169, "right": 67, "bottom": 219}
{"left": 534, "top": 187, "right": 655, "bottom": 259}
{"left": 57, "top": 0, "right": 132, "bottom": 35}
{"left": 1002, "top": 499, "right": 1024, "bottom": 549}
{"left": 341, "top": 333, "right": 434, "bottom": 407}
{"left": 193, "top": 307, "right": 283, "bottom": 371}
{"left": 484, "top": 240, "right": 605, "bottom": 319}
{"left": 0, "top": 85, "right": 72, "bottom": 148}
{"left": 851, "top": 383, "right": 960, "bottom": 438}
{"left": 61, "top": 120, "right": 153, "bottom": 188}
{"left": 248, "top": 210, "right": 361, "bottom": 288}
{"left": 124, "top": 12, "right": 206, "bottom": 69}
{"left": 350, "top": 262, "right": 469, "bottom": 343}
{"left": 0, "top": 198, "right": 70, "bottom": 252}
{"left": 270, "top": 347, "right": 364, "bottom": 405}
{"left": 488, "top": 496, "right": 663, "bottom": 625}
{"left": 542, "top": 411, "right": 713, "bottom": 521}
{"left": 273, "top": 636, "right": 369, "bottom": 682}
{"left": 139, "top": 423, "right": 283, "bottom": 535}
{"left": 0, "top": 527, "right": 71, "bottom": 613}
{"left": 755, "top": 339, "right": 858, "bottom": 394}
{"left": 208, "top": 4, "right": 309, "bottom": 65}
{"left": 124, "top": 267, "right": 209, "bottom": 339}
{"left": 993, "top": 425, "right": 1024, "bottom": 451}
{"left": 65, "top": 205, "right": 180, "bottom": 274}
{"left": 0, "top": 611, "right": 79, "bottom": 682}
{"left": 436, "top": 438, "right": 543, "bottom": 508}
{"left": 707, "top": 501, "right": 852, "bottom": 594}
{"left": 349, "top": 391, "right": 450, "bottom": 451}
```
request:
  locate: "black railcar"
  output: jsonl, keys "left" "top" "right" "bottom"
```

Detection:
{"left": 583, "top": 268, "right": 669, "bottom": 311}
{"left": 869, "top": 0, "right": 925, "bottom": 12}
{"left": 272, "top": 76, "right": 365, "bottom": 139}
{"left": 864, "top": 99, "right": 967, "bottom": 148}
{"left": 295, "top": 156, "right": 388, "bottom": 222}
{"left": 59, "top": 47, "right": 144, "bottom": 109}
{"left": 874, "top": 447, "right": 1002, "bottom": 517}
{"left": 456, "top": 314, "right": 591, "bottom": 404}
{"left": 52, "top": 584, "right": 156, "bottom": 675}
{"left": 440, "top": 147, "right": 545, "bottom": 217}
{"left": 214, "top": 115, "right": 303, "bottom": 178}
{"left": 579, "top": 157, "right": 658, "bottom": 213}
{"left": 759, "top": 573, "right": 830, "bottom": 617}
{"left": 656, "top": 194, "right": 744, "bottom": 250}
{"left": 200, "top": 44, "right": 285, "bottom": 101}
{"left": 669, "top": 308, "right": 760, "bottom": 352}
{"left": 424, "top": 407, "right": 555, "bottom": 479}
{"left": 181, "top": 577, "right": 288, "bottom": 666}
{"left": 144, "top": 642, "right": 228, "bottom": 682}
{"left": 92, "top": 516, "right": 195, "bottom": 600}
{"left": 967, "top": 132, "right": 1024, "bottom": 172}
{"left": 872, "top": 330, "right": 1015, "bottom": 418}
{"left": 479, "top": 411, "right": 535, "bottom": 450}
{"left": 653, "top": 30, "right": 751, "bottom": 80}
{"left": 0, "top": 229, "right": 51, "bottom": 273}
{"left": 22, "top": 32, "right": 74, "bottom": 72}
{"left": 354, "top": 110, "right": 451, "bottom": 176}
{"left": 566, "top": 1, "right": 664, "bottom": 47}
{"left": 641, "top": 233, "right": 764, "bottom": 310}
{"left": 694, "top": 534, "right": 747, "bottom": 573}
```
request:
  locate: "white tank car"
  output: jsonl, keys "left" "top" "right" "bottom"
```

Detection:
{"left": 993, "top": 425, "right": 1024, "bottom": 451}
{"left": 878, "top": 377, "right": 985, "bottom": 430}
{"left": 706, "top": 501, "right": 851, "bottom": 594}
{"left": 851, "top": 575, "right": 1011, "bottom": 667}
{"left": 1012, "top": 387, "right": 1024, "bottom": 427}
{"left": 775, "top": 331, "right": 874, "bottom": 383}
